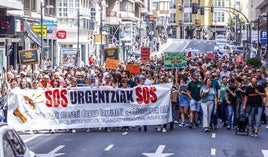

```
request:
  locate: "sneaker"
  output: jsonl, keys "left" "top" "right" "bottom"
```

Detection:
{"left": 179, "top": 122, "right": 185, "bottom": 127}
{"left": 157, "top": 126, "right": 162, "bottom": 132}
{"left": 173, "top": 120, "right": 179, "bottom": 124}
{"left": 205, "top": 128, "right": 211, "bottom": 132}
{"left": 266, "top": 125, "right": 268, "bottom": 129}
{"left": 162, "top": 128, "right": 167, "bottom": 133}
{"left": 227, "top": 126, "right": 231, "bottom": 130}
{"left": 72, "top": 129, "right": 76, "bottom": 133}
{"left": 195, "top": 123, "right": 199, "bottom": 128}
{"left": 251, "top": 131, "right": 255, "bottom": 137}
{"left": 189, "top": 123, "right": 193, "bottom": 129}
{"left": 254, "top": 133, "right": 258, "bottom": 138}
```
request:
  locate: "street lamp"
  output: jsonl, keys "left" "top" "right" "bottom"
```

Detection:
{"left": 40, "top": 2, "right": 54, "bottom": 70}
{"left": 76, "top": 10, "right": 80, "bottom": 67}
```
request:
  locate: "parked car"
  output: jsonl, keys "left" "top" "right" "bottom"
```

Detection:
{"left": 229, "top": 46, "right": 244, "bottom": 55}
{"left": 0, "top": 123, "right": 36, "bottom": 157}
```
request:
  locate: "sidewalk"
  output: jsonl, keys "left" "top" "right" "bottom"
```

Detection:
{"left": 151, "top": 38, "right": 173, "bottom": 57}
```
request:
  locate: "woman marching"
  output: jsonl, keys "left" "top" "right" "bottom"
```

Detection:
{"left": 200, "top": 78, "right": 218, "bottom": 132}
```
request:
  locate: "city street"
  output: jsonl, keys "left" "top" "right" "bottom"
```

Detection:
{"left": 152, "top": 39, "right": 216, "bottom": 56}
{"left": 22, "top": 124, "right": 268, "bottom": 157}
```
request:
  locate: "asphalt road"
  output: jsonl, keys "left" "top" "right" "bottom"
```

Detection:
{"left": 161, "top": 39, "right": 216, "bottom": 53}
{"left": 22, "top": 124, "right": 268, "bottom": 157}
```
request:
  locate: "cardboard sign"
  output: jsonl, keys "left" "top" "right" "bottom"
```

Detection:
{"left": 19, "top": 49, "right": 38, "bottom": 65}
{"left": 236, "top": 56, "right": 244, "bottom": 63}
{"left": 164, "top": 52, "right": 187, "bottom": 68}
{"left": 206, "top": 52, "right": 215, "bottom": 60}
{"left": 141, "top": 47, "right": 150, "bottom": 61}
{"left": 105, "top": 58, "right": 119, "bottom": 70}
{"left": 104, "top": 47, "right": 119, "bottom": 61}
{"left": 126, "top": 64, "right": 140, "bottom": 74}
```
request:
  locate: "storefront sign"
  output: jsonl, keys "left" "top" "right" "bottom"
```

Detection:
{"left": 19, "top": 49, "right": 38, "bottom": 65}
{"left": 56, "top": 30, "right": 67, "bottom": 39}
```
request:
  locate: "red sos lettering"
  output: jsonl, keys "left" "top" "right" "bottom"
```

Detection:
{"left": 1, "top": 21, "right": 9, "bottom": 30}
{"left": 136, "top": 87, "right": 157, "bottom": 104}
{"left": 45, "top": 89, "right": 68, "bottom": 107}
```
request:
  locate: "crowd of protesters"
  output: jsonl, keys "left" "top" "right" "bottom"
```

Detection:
{"left": 0, "top": 50, "right": 268, "bottom": 137}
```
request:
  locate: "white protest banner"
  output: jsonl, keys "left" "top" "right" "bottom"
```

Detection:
{"left": 7, "top": 84, "right": 172, "bottom": 131}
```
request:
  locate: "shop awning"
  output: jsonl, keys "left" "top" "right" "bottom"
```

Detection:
{"left": 23, "top": 21, "right": 47, "bottom": 47}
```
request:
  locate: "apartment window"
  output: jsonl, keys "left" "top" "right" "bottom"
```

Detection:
{"left": 184, "top": 0, "right": 192, "bottom": 8}
{"left": 235, "top": 1, "right": 241, "bottom": 10}
{"left": 31, "top": 0, "right": 36, "bottom": 11}
{"left": 159, "top": 2, "right": 169, "bottom": 10}
{"left": 169, "top": 13, "right": 176, "bottom": 23}
{"left": 184, "top": 13, "right": 192, "bottom": 23}
{"left": 214, "top": 0, "right": 225, "bottom": 7}
{"left": 127, "top": 2, "right": 134, "bottom": 12}
{"left": 24, "top": 0, "right": 30, "bottom": 10}
{"left": 213, "top": 11, "right": 225, "bottom": 23}
{"left": 91, "top": 8, "right": 96, "bottom": 21}
{"left": 75, "top": 0, "right": 80, "bottom": 7}
{"left": 63, "top": 8, "right": 68, "bottom": 17}
{"left": 63, "top": 0, "right": 68, "bottom": 7}
{"left": 152, "top": 2, "right": 157, "bottom": 10}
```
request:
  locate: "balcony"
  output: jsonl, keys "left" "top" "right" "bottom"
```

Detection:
{"left": 135, "top": 0, "right": 145, "bottom": 6}
{"left": 107, "top": 11, "right": 117, "bottom": 17}
{"left": 120, "top": 10, "right": 138, "bottom": 21}
{"left": 0, "top": 0, "right": 23, "bottom": 10}
{"left": 106, "top": 11, "right": 121, "bottom": 25}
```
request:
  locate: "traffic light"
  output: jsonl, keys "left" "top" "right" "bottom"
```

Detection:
{"left": 192, "top": 3, "right": 198, "bottom": 14}
{"left": 210, "top": 6, "right": 214, "bottom": 13}
{"left": 200, "top": 7, "right": 204, "bottom": 15}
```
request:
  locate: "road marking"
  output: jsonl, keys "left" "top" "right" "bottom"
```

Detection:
{"left": 122, "top": 132, "right": 128, "bottom": 136}
{"left": 24, "top": 134, "right": 42, "bottom": 143}
{"left": 36, "top": 145, "right": 65, "bottom": 157}
{"left": 211, "top": 133, "right": 216, "bottom": 138}
{"left": 211, "top": 148, "right": 216, "bottom": 156}
{"left": 262, "top": 150, "right": 268, "bottom": 157}
{"left": 143, "top": 145, "right": 174, "bottom": 157}
{"left": 104, "top": 144, "right": 114, "bottom": 151}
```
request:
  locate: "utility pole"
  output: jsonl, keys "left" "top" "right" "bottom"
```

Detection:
{"left": 75, "top": 8, "right": 80, "bottom": 67}
{"left": 40, "top": 2, "right": 43, "bottom": 70}
{"left": 76, "top": 10, "right": 80, "bottom": 67}
{"left": 100, "top": 8, "right": 103, "bottom": 65}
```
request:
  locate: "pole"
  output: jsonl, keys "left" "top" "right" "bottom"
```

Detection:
{"left": 77, "top": 10, "right": 80, "bottom": 67}
{"left": 257, "top": 18, "right": 260, "bottom": 56}
{"left": 100, "top": 8, "right": 103, "bottom": 65}
{"left": 40, "top": 2, "right": 43, "bottom": 70}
